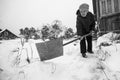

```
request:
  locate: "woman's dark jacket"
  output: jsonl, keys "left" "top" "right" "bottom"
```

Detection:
{"left": 76, "top": 10, "right": 95, "bottom": 36}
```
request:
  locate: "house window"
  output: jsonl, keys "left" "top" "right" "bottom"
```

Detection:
{"left": 101, "top": 0, "right": 106, "bottom": 15}
{"left": 114, "top": 0, "right": 119, "bottom": 12}
{"left": 107, "top": 0, "right": 112, "bottom": 13}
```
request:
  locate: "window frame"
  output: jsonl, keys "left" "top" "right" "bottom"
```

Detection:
{"left": 99, "top": 0, "right": 120, "bottom": 18}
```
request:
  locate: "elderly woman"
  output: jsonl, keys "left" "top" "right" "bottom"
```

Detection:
{"left": 76, "top": 3, "right": 95, "bottom": 58}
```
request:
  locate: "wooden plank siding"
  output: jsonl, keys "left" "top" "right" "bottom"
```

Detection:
{"left": 92, "top": 0, "right": 120, "bottom": 33}
{"left": 100, "top": 13, "right": 120, "bottom": 32}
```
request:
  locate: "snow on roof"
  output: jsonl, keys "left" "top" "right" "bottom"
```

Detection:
{"left": 0, "top": 29, "right": 19, "bottom": 37}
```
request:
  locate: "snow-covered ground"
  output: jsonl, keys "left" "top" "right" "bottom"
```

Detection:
{"left": 0, "top": 33, "right": 120, "bottom": 80}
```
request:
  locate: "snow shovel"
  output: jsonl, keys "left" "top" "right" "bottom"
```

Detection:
{"left": 36, "top": 38, "right": 63, "bottom": 61}
{"left": 36, "top": 32, "right": 92, "bottom": 61}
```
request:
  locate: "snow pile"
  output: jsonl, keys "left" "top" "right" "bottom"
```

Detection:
{"left": 94, "top": 44, "right": 120, "bottom": 80}
{"left": 94, "top": 32, "right": 120, "bottom": 80}
{"left": 0, "top": 34, "right": 120, "bottom": 80}
{"left": 96, "top": 32, "right": 120, "bottom": 47}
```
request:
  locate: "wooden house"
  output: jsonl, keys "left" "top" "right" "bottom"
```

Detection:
{"left": 92, "top": 0, "right": 120, "bottom": 33}
{"left": 0, "top": 29, "right": 19, "bottom": 40}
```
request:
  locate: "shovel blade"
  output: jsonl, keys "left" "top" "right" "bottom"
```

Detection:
{"left": 36, "top": 38, "right": 63, "bottom": 61}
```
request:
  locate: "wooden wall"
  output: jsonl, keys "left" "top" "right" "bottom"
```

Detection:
{"left": 93, "top": 0, "right": 120, "bottom": 33}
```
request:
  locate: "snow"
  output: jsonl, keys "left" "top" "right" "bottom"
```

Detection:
{"left": 0, "top": 33, "right": 120, "bottom": 80}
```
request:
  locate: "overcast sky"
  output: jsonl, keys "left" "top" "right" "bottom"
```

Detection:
{"left": 0, "top": 0, "right": 93, "bottom": 35}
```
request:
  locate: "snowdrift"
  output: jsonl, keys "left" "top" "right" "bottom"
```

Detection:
{"left": 0, "top": 32, "right": 120, "bottom": 80}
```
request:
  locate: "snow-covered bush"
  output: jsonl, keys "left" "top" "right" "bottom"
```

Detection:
{"left": 96, "top": 32, "right": 120, "bottom": 47}
{"left": 19, "top": 20, "right": 75, "bottom": 41}
{"left": 49, "top": 20, "right": 62, "bottom": 40}
{"left": 41, "top": 25, "right": 50, "bottom": 41}
{"left": 40, "top": 24, "right": 62, "bottom": 40}
{"left": 95, "top": 48, "right": 111, "bottom": 61}
{"left": 40, "top": 20, "right": 75, "bottom": 40}
{"left": 63, "top": 28, "right": 75, "bottom": 39}
{"left": 19, "top": 27, "right": 40, "bottom": 41}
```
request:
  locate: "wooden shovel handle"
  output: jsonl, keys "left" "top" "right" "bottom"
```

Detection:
{"left": 63, "top": 32, "right": 92, "bottom": 46}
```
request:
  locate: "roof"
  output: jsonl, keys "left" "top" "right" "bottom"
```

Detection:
{"left": 0, "top": 29, "right": 19, "bottom": 37}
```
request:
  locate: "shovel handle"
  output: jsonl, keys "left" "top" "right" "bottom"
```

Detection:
{"left": 63, "top": 32, "right": 92, "bottom": 46}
